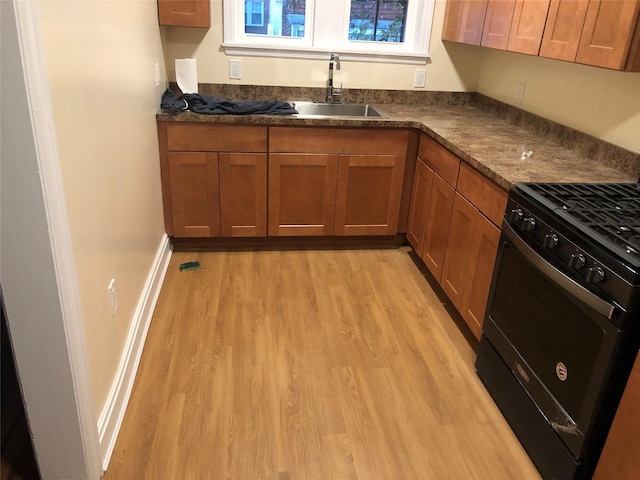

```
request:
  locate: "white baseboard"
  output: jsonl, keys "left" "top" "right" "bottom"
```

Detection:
{"left": 97, "top": 234, "right": 172, "bottom": 470}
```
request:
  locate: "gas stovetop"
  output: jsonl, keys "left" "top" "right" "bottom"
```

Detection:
{"left": 515, "top": 183, "right": 640, "bottom": 268}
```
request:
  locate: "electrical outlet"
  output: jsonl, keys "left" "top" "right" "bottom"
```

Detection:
{"left": 516, "top": 83, "right": 526, "bottom": 105}
{"left": 229, "top": 60, "right": 242, "bottom": 80}
{"left": 108, "top": 278, "right": 118, "bottom": 317}
{"left": 414, "top": 69, "right": 427, "bottom": 88}
{"left": 155, "top": 62, "right": 161, "bottom": 87}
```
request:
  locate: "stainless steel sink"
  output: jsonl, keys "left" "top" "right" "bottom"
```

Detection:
{"left": 290, "top": 101, "right": 384, "bottom": 118}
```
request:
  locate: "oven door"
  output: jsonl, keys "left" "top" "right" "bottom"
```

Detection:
{"left": 483, "top": 221, "right": 623, "bottom": 458}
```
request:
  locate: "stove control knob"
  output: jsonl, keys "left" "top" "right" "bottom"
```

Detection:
{"left": 522, "top": 217, "right": 536, "bottom": 232}
{"left": 568, "top": 253, "right": 586, "bottom": 269}
{"left": 509, "top": 208, "right": 524, "bottom": 223}
{"left": 586, "top": 266, "right": 606, "bottom": 284}
{"left": 543, "top": 233, "right": 559, "bottom": 249}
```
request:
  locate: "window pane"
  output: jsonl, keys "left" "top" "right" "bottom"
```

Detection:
{"left": 244, "top": 0, "right": 307, "bottom": 38}
{"left": 348, "top": 0, "right": 407, "bottom": 43}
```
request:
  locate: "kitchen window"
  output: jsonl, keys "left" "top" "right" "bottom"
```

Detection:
{"left": 223, "top": 0, "right": 435, "bottom": 64}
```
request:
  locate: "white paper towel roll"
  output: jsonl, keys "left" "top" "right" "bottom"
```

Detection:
{"left": 175, "top": 58, "right": 198, "bottom": 94}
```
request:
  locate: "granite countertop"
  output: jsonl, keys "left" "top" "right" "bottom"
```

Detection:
{"left": 157, "top": 96, "right": 638, "bottom": 191}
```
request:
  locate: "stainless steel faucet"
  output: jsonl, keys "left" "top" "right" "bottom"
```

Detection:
{"left": 326, "top": 53, "right": 342, "bottom": 103}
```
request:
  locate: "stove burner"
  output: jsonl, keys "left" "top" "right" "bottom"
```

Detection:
{"left": 517, "top": 183, "right": 640, "bottom": 264}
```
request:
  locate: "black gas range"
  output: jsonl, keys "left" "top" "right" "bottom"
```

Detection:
{"left": 476, "top": 182, "right": 640, "bottom": 480}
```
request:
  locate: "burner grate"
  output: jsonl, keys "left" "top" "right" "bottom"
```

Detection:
{"left": 521, "top": 183, "right": 640, "bottom": 259}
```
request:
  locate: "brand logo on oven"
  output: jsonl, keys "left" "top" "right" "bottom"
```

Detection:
{"left": 556, "top": 362, "right": 568, "bottom": 381}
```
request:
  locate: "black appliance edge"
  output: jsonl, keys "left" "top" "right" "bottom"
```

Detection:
{"left": 476, "top": 335, "right": 582, "bottom": 480}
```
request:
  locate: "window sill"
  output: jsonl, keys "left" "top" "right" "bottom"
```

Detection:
{"left": 222, "top": 43, "right": 429, "bottom": 65}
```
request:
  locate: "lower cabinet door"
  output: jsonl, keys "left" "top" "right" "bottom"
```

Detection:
{"left": 334, "top": 154, "right": 406, "bottom": 236}
{"left": 406, "top": 158, "right": 434, "bottom": 253}
{"left": 440, "top": 193, "right": 478, "bottom": 311}
{"left": 219, "top": 153, "right": 267, "bottom": 237}
{"left": 421, "top": 174, "right": 455, "bottom": 281}
{"left": 168, "top": 151, "right": 220, "bottom": 237}
{"left": 460, "top": 214, "right": 501, "bottom": 339}
{"left": 268, "top": 153, "right": 338, "bottom": 236}
{"left": 441, "top": 192, "right": 501, "bottom": 339}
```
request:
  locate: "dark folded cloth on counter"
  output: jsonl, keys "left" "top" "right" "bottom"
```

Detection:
{"left": 161, "top": 89, "right": 189, "bottom": 115}
{"left": 160, "top": 89, "right": 297, "bottom": 116}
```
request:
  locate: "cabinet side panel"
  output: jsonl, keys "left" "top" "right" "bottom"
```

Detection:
{"left": 157, "top": 122, "right": 174, "bottom": 235}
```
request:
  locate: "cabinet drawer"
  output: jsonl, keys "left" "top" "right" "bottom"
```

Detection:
{"left": 166, "top": 124, "right": 267, "bottom": 152}
{"left": 270, "top": 127, "right": 409, "bottom": 155}
{"left": 418, "top": 135, "right": 460, "bottom": 187}
{"left": 457, "top": 163, "right": 508, "bottom": 226}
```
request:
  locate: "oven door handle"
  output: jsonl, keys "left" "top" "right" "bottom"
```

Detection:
{"left": 502, "top": 221, "right": 616, "bottom": 320}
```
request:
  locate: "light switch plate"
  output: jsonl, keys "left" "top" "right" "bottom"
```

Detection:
{"left": 229, "top": 60, "right": 242, "bottom": 80}
{"left": 414, "top": 69, "right": 427, "bottom": 88}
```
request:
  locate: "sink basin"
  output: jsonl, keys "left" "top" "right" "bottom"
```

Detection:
{"left": 290, "top": 101, "right": 384, "bottom": 118}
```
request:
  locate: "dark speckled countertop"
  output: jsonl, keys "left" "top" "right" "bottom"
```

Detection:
{"left": 157, "top": 87, "right": 639, "bottom": 191}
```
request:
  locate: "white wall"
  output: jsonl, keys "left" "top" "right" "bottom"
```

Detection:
{"left": 161, "top": 0, "right": 483, "bottom": 91}
{"left": 477, "top": 48, "right": 640, "bottom": 154}
{"left": 161, "top": 0, "right": 640, "bottom": 153}
{"left": 37, "top": 0, "right": 167, "bottom": 414}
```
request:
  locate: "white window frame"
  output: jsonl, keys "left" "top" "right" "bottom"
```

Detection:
{"left": 245, "top": 0, "right": 265, "bottom": 27}
{"left": 223, "top": 0, "right": 435, "bottom": 64}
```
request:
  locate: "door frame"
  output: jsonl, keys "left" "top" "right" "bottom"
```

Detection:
{"left": 1, "top": 1, "right": 102, "bottom": 478}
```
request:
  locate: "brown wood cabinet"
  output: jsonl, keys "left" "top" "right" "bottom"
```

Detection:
{"left": 407, "top": 135, "right": 507, "bottom": 339}
{"left": 538, "top": 0, "right": 590, "bottom": 61}
{"left": 442, "top": 0, "right": 489, "bottom": 45}
{"left": 335, "top": 155, "right": 406, "bottom": 236}
{"left": 219, "top": 153, "right": 267, "bottom": 237}
{"left": 481, "top": 0, "right": 517, "bottom": 50}
{"left": 268, "top": 127, "right": 408, "bottom": 238}
{"left": 507, "top": 0, "right": 551, "bottom": 55}
{"left": 406, "top": 135, "right": 460, "bottom": 281}
{"left": 268, "top": 154, "right": 339, "bottom": 236}
{"left": 539, "top": 0, "right": 640, "bottom": 70}
{"left": 593, "top": 350, "right": 640, "bottom": 480}
{"left": 421, "top": 175, "right": 456, "bottom": 281}
{"left": 167, "top": 152, "right": 220, "bottom": 237}
{"left": 157, "top": 0, "right": 210, "bottom": 28}
{"left": 445, "top": 0, "right": 640, "bottom": 71}
{"left": 159, "top": 124, "right": 409, "bottom": 240}
{"left": 575, "top": 0, "right": 640, "bottom": 70}
{"left": 406, "top": 159, "right": 434, "bottom": 255}
{"left": 158, "top": 123, "right": 268, "bottom": 237}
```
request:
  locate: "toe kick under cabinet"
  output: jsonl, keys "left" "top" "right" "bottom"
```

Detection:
{"left": 406, "top": 134, "right": 508, "bottom": 339}
{"left": 157, "top": 122, "right": 410, "bottom": 239}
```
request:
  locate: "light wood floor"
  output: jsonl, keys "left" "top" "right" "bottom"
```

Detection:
{"left": 104, "top": 247, "right": 540, "bottom": 480}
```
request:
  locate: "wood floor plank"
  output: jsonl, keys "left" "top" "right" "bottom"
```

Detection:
{"left": 103, "top": 247, "right": 540, "bottom": 480}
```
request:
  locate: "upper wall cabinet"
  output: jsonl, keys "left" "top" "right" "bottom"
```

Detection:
{"left": 442, "top": 0, "right": 640, "bottom": 71}
{"left": 507, "top": 0, "right": 551, "bottom": 54}
{"left": 158, "top": 0, "right": 211, "bottom": 28}
{"left": 442, "top": 0, "right": 489, "bottom": 45}
{"left": 481, "top": 0, "right": 517, "bottom": 50}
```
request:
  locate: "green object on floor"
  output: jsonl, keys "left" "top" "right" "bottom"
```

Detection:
{"left": 179, "top": 261, "right": 201, "bottom": 271}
